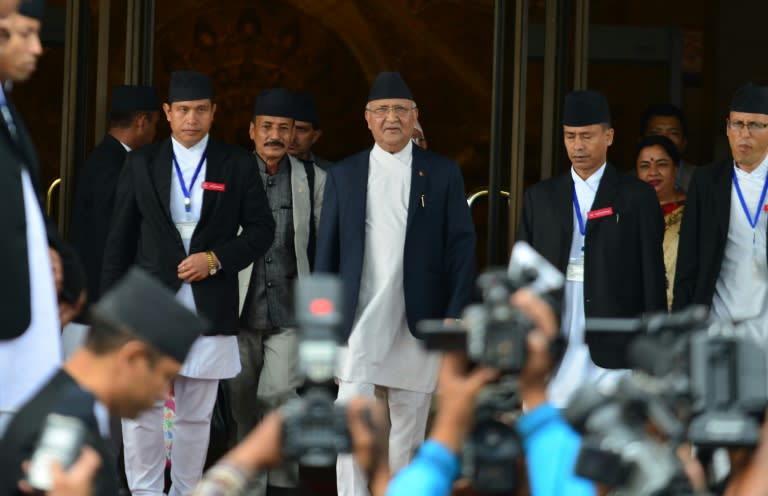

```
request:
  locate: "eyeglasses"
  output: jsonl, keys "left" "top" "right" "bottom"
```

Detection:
{"left": 728, "top": 120, "right": 768, "bottom": 132}
{"left": 365, "top": 105, "right": 417, "bottom": 118}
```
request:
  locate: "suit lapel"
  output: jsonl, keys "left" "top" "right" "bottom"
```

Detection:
{"left": 407, "top": 147, "right": 429, "bottom": 232}
{"left": 349, "top": 150, "right": 370, "bottom": 241}
{"left": 712, "top": 160, "right": 733, "bottom": 242}
{"left": 150, "top": 139, "right": 174, "bottom": 222}
{"left": 552, "top": 173, "right": 574, "bottom": 240}
{"left": 198, "top": 138, "right": 227, "bottom": 227}
{"left": 586, "top": 163, "right": 619, "bottom": 235}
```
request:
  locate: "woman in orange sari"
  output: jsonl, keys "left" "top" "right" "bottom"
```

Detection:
{"left": 635, "top": 135, "right": 686, "bottom": 309}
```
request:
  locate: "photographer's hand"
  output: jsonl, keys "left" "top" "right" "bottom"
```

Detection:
{"left": 225, "top": 409, "right": 284, "bottom": 471}
{"left": 347, "top": 398, "right": 390, "bottom": 496}
{"left": 724, "top": 409, "right": 768, "bottom": 496}
{"left": 431, "top": 352, "right": 499, "bottom": 453}
{"left": 512, "top": 289, "right": 558, "bottom": 410}
{"left": 17, "top": 446, "right": 102, "bottom": 496}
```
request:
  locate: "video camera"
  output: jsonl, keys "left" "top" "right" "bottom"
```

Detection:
{"left": 417, "top": 241, "right": 565, "bottom": 493}
{"left": 566, "top": 375, "right": 692, "bottom": 496}
{"left": 280, "top": 274, "right": 351, "bottom": 466}
{"left": 418, "top": 241, "right": 565, "bottom": 374}
{"left": 585, "top": 306, "right": 768, "bottom": 448}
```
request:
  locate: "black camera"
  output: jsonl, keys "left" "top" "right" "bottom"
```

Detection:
{"left": 417, "top": 242, "right": 565, "bottom": 493}
{"left": 566, "top": 375, "right": 692, "bottom": 496}
{"left": 587, "top": 307, "right": 768, "bottom": 448}
{"left": 418, "top": 241, "right": 565, "bottom": 374}
{"left": 281, "top": 274, "right": 351, "bottom": 466}
{"left": 460, "top": 380, "right": 523, "bottom": 494}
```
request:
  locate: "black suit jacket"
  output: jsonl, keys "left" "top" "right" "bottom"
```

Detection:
{"left": 672, "top": 159, "right": 756, "bottom": 311}
{"left": 0, "top": 93, "right": 84, "bottom": 339}
{"left": 70, "top": 134, "right": 128, "bottom": 302}
{"left": 101, "top": 136, "right": 275, "bottom": 333}
{"left": 517, "top": 164, "right": 667, "bottom": 367}
{"left": 314, "top": 146, "right": 476, "bottom": 341}
{"left": 0, "top": 370, "right": 120, "bottom": 496}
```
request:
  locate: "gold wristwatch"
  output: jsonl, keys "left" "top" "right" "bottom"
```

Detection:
{"left": 206, "top": 251, "right": 218, "bottom": 276}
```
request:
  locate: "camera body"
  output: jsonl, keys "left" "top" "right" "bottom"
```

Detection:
{"left": 419, "top": 241, "right": 565, "bottom": 374}
{"left": 686, "top": 322, "right": 767, "bottom": 447}
{"left": 461, "top": 381, "right": 522, "bottom": 494}
{"left": 281, "top": 274, "right": 351, "bottom": 466}
{"left": 579, "top": 306, "right": 768, "bottom": 493}
{"left": 417, "top": 242, "right": 565, "bottom": 492}
{"left": 567, "top": 378, "right": 691, "bottom": 496}
{"left": 281, "top": 388, "right": 351, "bottom": 466}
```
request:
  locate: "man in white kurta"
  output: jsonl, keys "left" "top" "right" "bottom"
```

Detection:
{"left": 0, "top": 6, "right": 63, "bottom": 437}
{"left": 335, "top": 141, "right": 442, "bottom": 493}
{"left": 105, "top": 71, "right": 275, "bottom": 496}
{"left": 711, "top": 155, "right": 768, "bottom": 341}
{"left": 547, "top": 163, "right": 624, "bottom": 407}
{"left": 121, "top": 134, "right": 240, "bottom": 496}
{"left": 673, "top": 82, "right": 768, "bottom": 360}
{"left": 318, "top": 72, "right": 477, "bottom": 496}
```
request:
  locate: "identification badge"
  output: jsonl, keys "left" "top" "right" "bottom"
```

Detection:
{"left": 202, "top": 181, "right": 226, "bottom": 192}
{"left": 175, "top": 222, "right": 197, "bottom": 241}
{"left": 566, "top": 256, "right": 585, "bottom": 282}
{"left": 587, "top": 207, "right": 614, "bottom": 220}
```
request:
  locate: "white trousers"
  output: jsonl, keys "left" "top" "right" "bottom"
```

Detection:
{"left": 123, "top": 376, "right": 219, "bottom": 496}
{"left": 335, "top": 380, "right": 432, "bottom": 496}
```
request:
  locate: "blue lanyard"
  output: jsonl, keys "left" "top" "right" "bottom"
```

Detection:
{"left": 572, "top": 184, "right": 586, "bottom": 236}
{"left": 732, "top": 168, "right": 768, "bottom": 236}
{"left": 173, "top": 150, "right": 207, "bottom": 212}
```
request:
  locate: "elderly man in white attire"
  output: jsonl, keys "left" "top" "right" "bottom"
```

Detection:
{"left": 315, "top": 71, "right": 476, "bottom": 496}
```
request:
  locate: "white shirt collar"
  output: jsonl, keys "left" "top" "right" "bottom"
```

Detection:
{"left": 571, "top": 162, "right": 607, "bottom": 192}
{"left": 171, "top": 134, "right": 209, "bottom": 160}
{"left": 734, "top": 154, "right": 768, "bottom": 180}
{"left": 371, "top": 140, "right": 413, "bottom": 167}
{"left": 93, "top": 400, "right": 110, "bottom": 438}
{"left": 119, "top": 141, "right": 132, "bottom": 152}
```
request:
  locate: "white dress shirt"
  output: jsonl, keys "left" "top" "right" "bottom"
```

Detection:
{"left": 0, "top": 169, "right": 61, "bottom": 413}
{"left": 170, "top": 135, "right": 240, "bottom": 380}
{"left": 712, "top": 156, "right": 768, "bottom": 343}
{"left": 335, "top": 141, "right": 441, "bottom": 393}
{"left": 547, "top": 163, "right": 624, "bottom": 407}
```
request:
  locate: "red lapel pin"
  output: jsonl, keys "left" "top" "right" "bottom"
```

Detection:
{"left": 418, "top": 170, "right": 425, "bottom": 177}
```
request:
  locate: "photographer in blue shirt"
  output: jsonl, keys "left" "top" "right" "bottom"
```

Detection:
{"left": 386, "top": 290, "right": 596, "bottom": 496}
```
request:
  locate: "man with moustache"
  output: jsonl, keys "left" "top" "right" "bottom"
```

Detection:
{"left": 517, "top": 90, "right": 666, "bottom": 408}
{"left": 0, "top": 0, "right": 86, "bottom": 437}
{"left": 315, "top": 72, "right": 475, "bottom": 496}
{"left": 233, "top": 87, "right": 325, "bottom": 496}
{"left": 287, "top": 92, "right": 333, "bottom": 170}
{"left": 674, "top": 83, "right": 768, "bottom": 340}
{"left": 101, "top": 70, "right": 274, "bottom": 496}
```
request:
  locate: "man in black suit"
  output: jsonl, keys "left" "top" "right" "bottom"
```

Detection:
{"left": 0, "top": 0, "right": 86, "bottom": 436}
{"left": 517, "top": 90, "right": 666, "bottom": 408}
{"left": 101, "top": 70, "right": 274, "bottom": 496}
{"left": 315, "top": 71, "right": 476, "bottom": 496}
{"left": 673, "top": 83, "right": 768, "bottom": 338}
{"left": 70, "top": 85, "right": 161, "bottom": 304}
{"left": 0, "top": 267, "right": 208, "bottom": 496}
